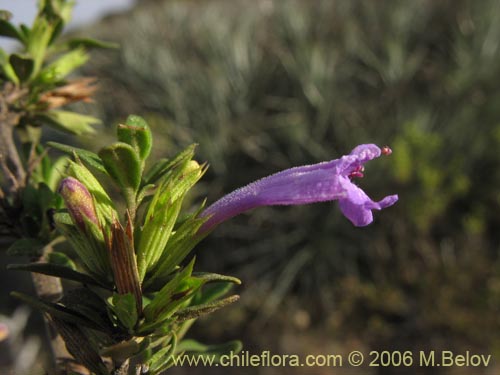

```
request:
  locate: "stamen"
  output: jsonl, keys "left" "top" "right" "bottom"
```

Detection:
{"left": 381, "top": 146, "right": 392, "bottom": 155}
{"left": 349, "top": 165, "right": 365, "bottom": 179}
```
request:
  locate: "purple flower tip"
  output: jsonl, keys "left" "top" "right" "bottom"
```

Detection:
{"left": 199, "top": 144, "right": 398, "bottom": 232}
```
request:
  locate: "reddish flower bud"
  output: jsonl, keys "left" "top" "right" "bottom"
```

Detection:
{"left": 58, "top": 177, "right": 99, "bottom": 231}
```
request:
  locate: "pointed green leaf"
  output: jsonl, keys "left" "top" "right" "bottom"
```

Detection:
{"left": 37, "top": 111, "right": 99, "bottom": 135}
{"left": 61, "top": 288, "right": 113, "bottom": 334}
{"left": 0, "top": 19, "right": 24, "bottom": 42}
{"left": 0, "top": 49, "right": 17, "bottom": 83}
{"left": 6, "top": 238, "right": 45, "bottom": 256}
{"left": 138, "top": 157, "right": 205, "bottom": 280}
{"left": 194, "top": 273, "right": 242, "bottom": 285}
{"left": 108, "top": 293, "right": 138, "bottom": 331}
{"left": 41, "top": 47, "right": 88, "bottom": 79}
{"left": 101, "top": 338, "right": 143, "bottom": 363}
{"left": 45, "top": 156, "right": 69, "bottom": 191}
{"left": 148, "top": 335, "right": 177, "bottom": 374}
{"left": 26, "top": 15, "right": 56, "bottom": 75}
{"left": 142, "top": 259, "right": 203, "bottom": 325}
{"left": 67, "top": 37, "right": 119, "bottom": 50}
{"left": 99, "top": 142, "right": 141, "bottom": 193}
{"left": 176, "top": 339, "right": 242, "bottom": 361}
{"left": 41, "top": 0, "right": 73, "bottom": 25}
{"left": 192, "top": 281, "right": 239, "bottom": 306}
{"left": 9, "top": 54, "right": 34, "bottom": 81}
{"left": 47, "top": 141, "right": 106, "bottom": 174}
{"left": 143, "top": 158, "right": 169, "bottom": 186}
{"left": 7, "top": 262, "right": 112, "bottom": 289}
{"left": 143, "top": 145, "right": 197, "bottom": 185}
{"left": 144, "top": 214, "right": 207, "bottom": 289}
{"left": 47, "top": 251, "right": 76, "bottom": 270}
{"left": 117, "top": 115, "right": 153, "bottom": 162}
{"left": 51, "top": 318, "right": 109, "bottom": 375}
{"left": 136, "top": 183, "right": 156, "bottom": 206}
{"left": 54, "top": 220, "right": 108, "bottom": 281}
{"left": 19, "top": 24, "right": 30, "bottom": 40}
{"left": 48, "top": 18, "right": 64, "bottom": 46}
{"left": 11, "top": 292, "right": 106, "bottom": 331}
{"left": 137, "top": 196, "right": 183, "bottom": 281}
{"left": 173, "top": 295, "right": 240, "bottom": 323}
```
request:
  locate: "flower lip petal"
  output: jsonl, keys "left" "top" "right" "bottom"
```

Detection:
{"left": 339, "top": 198, "right": 374, "bottom": 227}
{"left": 335, "top": 144, "right": 382, "bottom": 176}
{"left": 349, "top": 144, "right": 381, "bottom": 163}
{"left": 372, "top": 194, "right": 399, "bottom": 209}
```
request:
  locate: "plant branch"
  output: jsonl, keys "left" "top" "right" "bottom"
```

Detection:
{"left": 0, "top": 84, "right": 79, "bottom": 374}
{"left": 0, "top": 84, "right": 27, "bottom": 193}
{"left": 32, "top": 244, "right": 86, "bottom": 375}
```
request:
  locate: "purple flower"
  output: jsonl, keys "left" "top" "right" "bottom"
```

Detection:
{"left": 199, "top": 144, "right": 398, "bottom": 232}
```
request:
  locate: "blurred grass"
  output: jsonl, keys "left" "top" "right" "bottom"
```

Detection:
{"left": 57, "top": 0, "right": 500, "bottom": 372}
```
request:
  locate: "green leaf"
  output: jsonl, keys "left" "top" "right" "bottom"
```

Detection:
{"left": 0, "top": 10, "right": 13, "bottom": 21}
{"left": 11, "top": 292, "right": 107, "bottom": 331}
{"left": 47, "top": 141, "right": 106, "bottom": 174}
{"left": 173, "top": 295, "right": 240, "bottom": 323}
{"left": 107, "top": 293, "right": 138, "bottom": 331}
{"left": 176, "top": 339, "right": 242, "bottom": 361}
{"left": 19, "top": 24, "right": 30, "bottom": 40}
{"left": 137, "top": 154, "right": 205, "bottom": 280}
{"left": 142, "top": 259, "right": 203, "bottom": 327}
{"left": 61, "top": 288, "right": 114, "bottom": 334}
{"left": 47, "top": 251, "right": 77, "bottom": 270}
{"left": 9, "top": 54, "right": 34, "bottom": 81}
{"left": 117, "top": 115, "right": 153, "bottom": 162}
{"left": 101, "top": 339, "right": 143, "bottom": 363}
{"left": 0, "top": 19, "right": 24, "bottom": 42}
{"left": 48, "top": 18, "right": 64, "bottom": 46}
{"left": 7, "top": 262, "right": 112, "bottom": 289}
{"left": 147, "top": 335, "right": 177, "bottom": 374}
{"left": 45, "top": 156, "right": 69, "bottom": 191}
{"left": 54, "top": 216, "right": 110, "bottom": 281}
{"left": 143, "top": 158, "right": 169, "bottom": 185}
{"left": 41, "top": 47, "right": 88, "bottom": 79}
{"left": 143, "top": 144, "right": 197, "bottom": 185}
{"left": 0, "top": 51, "right": 19, "bottom": 83}
{"left": 144, "top": 213, "right": 207, "bottom": 288}
{"left": 67, "top": 37, "right": 119, "bottom": 50}
{"left": 37, "top": 111, "right": 99, "bottom": 135}
{"left": 137, "top": 196, "right": 183, "bottom": 281}
{"left": 27, "top": 15, "right": 57, "bottom": 75}
{"left": 99, "top": 142, "right": 142, "bottom": 193}
{"left": 136, "top": 183, "right": 156, "bottom": 206}
{"left": 51, "top": 318, "right": 109, "bottom": 375}
{"left": 194, "top": 273, "right": 242, "bottom": 285}
{"left": 6, "top": 238, "right": 45, "bottom": 256}
{"left": 42, "top": 0, "right": 73, "bottom": 25}
{"left": 191, "top": 280, "right": 239, "bottom": 305}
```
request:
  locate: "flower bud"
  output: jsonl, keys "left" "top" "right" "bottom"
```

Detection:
{"left": 184, "top": 160, "right": 201, "bottom": 174}
{"left": 58, "top": 177, "right": 99, "bottom": 231}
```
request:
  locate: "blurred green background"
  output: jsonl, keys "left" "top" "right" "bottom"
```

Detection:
{"left": 4, "top": 0, "right": 500, "bottom": 373}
